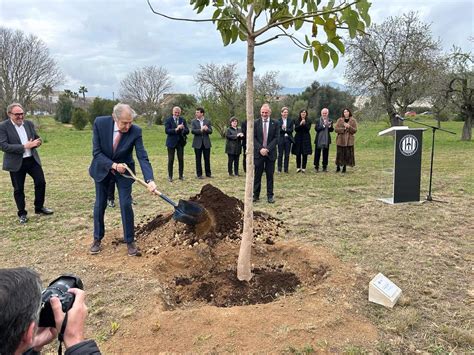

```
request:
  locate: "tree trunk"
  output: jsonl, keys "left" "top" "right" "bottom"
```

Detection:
{"left": 461, "top": 111, "right": 472, "bottom": 141}
{"left": 237, "top": 35, "right": 256, "bottom": 281}
{"left": 383, "top": 91, "right": 400, "bottom": 127}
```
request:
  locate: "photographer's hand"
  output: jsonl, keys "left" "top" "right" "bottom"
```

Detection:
{"left": 50, "top": 288, "right": 87, "bottom": 349}
{"left": 31, "top": 327, "right": 57, "bottom": 351}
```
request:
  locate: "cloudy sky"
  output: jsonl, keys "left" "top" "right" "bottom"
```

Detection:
{"left": 1, "top": 0, "right": 472, "bottom": 98}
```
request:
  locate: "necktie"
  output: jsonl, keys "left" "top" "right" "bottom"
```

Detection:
{"left": 263, "top": 119, "right": 268, "bottom": 147}
{"left": 113, "top": 131, "right": 122, "bottom": 153}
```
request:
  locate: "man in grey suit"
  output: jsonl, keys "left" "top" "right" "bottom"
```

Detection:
{"left": 191, "top": 107, "right": 213, "bottom": 178}
{"left": 0, "top": 103, "right": 53, "bottom": 224}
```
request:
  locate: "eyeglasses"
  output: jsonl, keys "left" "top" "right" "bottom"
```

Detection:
{"left": 11, "top": 113, "right": 25, "bottom": 117}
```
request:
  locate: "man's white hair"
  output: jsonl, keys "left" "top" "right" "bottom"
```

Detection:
{"left": 113, "top": 103, "right": 136, "bottom": 120}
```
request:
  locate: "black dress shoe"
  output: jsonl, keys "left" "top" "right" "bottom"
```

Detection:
{"left": 197, "top": 176, "right": 204, "bottom": 179}
{"left": 267, "top": 197, "right": 275, "bottom": 204}
{"left": 35, "top": 207, "right": 54, "bottom": 215}
{"left": 179, "top": 176, "right": 184, "bottom": 180}
{"left": 253, "top": 197, "right": 259, "bottom": 203}
{"left": 168, "top": 177, "right": 173, "bottom": 182}
{"left": 19, "top": 215, "right": 28, "bottom": 224}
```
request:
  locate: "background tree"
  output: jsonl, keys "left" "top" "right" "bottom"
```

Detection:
{"left": 88, "top": 97, "right": 119, "bottom": 125}
{"left": 253, "top": 71, "right": 283, "bottom": 113}
{"left": 446, "top": 47, "right": 473, "bottom": 140}
{"left": 0, "top": 27, "right": 63, "bottom": 116}
{"left": 195, "top": 63, "right": 243, "bottom": 118}
{"left": 159, "top": 93, "right": 198, "bottom": 124}
{"left": 345, "top": 12, "right": 440, "bottom": 126}
{"left": 120, "top": 65, "right": 172, "bottom": 127}
{"left": 71, "top": 107, "right": 89, "bottom": 130}
{"left": 79, "top": 86, "right": 88, "bottom": 102}
{"left": 149, "top": 0, "right": 371, "bottom": 281}
{"left": 300, "top": 81, "right": 355, "bottom": 120}
{"left": 55, "top": 94, "right": 73, "bottom": 123}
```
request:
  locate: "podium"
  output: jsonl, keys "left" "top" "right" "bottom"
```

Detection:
{"left": 378, "top": 127, "right": 426, "bottom": 203}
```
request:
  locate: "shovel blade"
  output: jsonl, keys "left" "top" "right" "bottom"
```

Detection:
{"left": 172, "top": 199, "right": 207, "bottom": 225}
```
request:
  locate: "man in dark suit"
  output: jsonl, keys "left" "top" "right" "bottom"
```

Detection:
{"left": 89, "top": 103, "right": 156, "bottom": 257}
{"left": 165, "top": 106, "right": 189, "bottom": 182}
{"left": 254, "top": 104, "right": 279, "bottom": 203}
{"left": 191, "top": 107, "right": 212, "bottom": 178}
{"left": 277, "top": 106, "right": 294, "bottom": 173}
{"left": 0, "top": 103, "right": 53, "bottom": 224}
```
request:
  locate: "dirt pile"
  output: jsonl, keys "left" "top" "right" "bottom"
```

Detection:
{"left": 132, "top": 184, "right": 316, "bottom": 307}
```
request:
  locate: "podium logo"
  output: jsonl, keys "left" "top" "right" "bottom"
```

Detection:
{"left": 399, "top": 134, "right": 418, "bottom": 156}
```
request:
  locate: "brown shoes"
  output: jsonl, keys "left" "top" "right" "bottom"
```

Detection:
{"left": 90, "top": 240, "right": 101, "bottom": 254}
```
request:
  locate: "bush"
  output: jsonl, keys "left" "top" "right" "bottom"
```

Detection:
{"left": 72, "top": 108, "right": 89, "bottom": 130}
{"left": 55, "top": 95, "right": 73, "bottom": 123}
{"left": 88, "top": 97, "right": 118, "bottom": 125}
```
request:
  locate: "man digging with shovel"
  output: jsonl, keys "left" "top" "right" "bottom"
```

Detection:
{"left": 89, "top": 103, "right": 157, "bottom": 257}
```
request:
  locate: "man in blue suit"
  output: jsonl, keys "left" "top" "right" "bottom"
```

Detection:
{"left": 254, "top": 104, "right": 279, "bottom": 204}
{"left": 165, "top": 106, "right": 189, "bottom": 182}
{"left": 89, "top": 103, "right": 156, "bottom": 256}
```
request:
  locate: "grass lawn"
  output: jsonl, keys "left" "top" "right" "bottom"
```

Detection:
{"left": 0, "top": 116, "right": 472, "bottom": 353}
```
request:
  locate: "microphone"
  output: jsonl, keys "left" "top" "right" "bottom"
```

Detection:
{"left": 395, "top": 114, "right": 405, "bottom": 121}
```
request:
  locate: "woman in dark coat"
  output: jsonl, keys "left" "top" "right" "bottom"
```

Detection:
{"left": 225, "top": 117, "right": 244, "bottom": 176}
{"left": 334, "top": 108, "right": 358, "bottom": 173}
{"left": 291, "top": 109, "right": 312, "bottom": 172}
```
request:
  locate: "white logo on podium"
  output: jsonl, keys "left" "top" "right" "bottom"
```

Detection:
{"left": 399, "top": 134, "right": 418, "bottom": 156}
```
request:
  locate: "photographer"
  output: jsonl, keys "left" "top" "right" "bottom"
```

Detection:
{"left": 0, "top": 267, "right": 100, "bottom": 355}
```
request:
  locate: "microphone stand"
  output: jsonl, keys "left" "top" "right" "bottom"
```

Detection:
{"left": 399, "top": 116, "right": 456, "bottom": 202}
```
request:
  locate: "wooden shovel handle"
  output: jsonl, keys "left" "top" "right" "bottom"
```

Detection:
{"left": 122, "top": 163, "right": 161, "bottom": 196}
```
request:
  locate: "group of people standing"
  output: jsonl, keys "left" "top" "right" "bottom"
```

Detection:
{"left": 1, "top": 101, "right": 357, "bottom": 256}
{"left": 286, "top": 107, "right": 358, "bottom": 174}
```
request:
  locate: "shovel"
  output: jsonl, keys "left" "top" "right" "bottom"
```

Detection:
{"left": 121, "top": 164, "right": 209, "bottom": 227}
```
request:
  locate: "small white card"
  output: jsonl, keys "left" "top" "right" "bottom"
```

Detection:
{"left": 369, "top": 273, "right": 402, "bottom": 308}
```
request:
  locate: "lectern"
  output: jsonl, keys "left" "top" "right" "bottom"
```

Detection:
{"left": 378, "top": 127, "right": 426, "bottom": 203}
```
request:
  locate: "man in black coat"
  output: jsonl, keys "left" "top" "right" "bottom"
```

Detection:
{"left": 254, "top": 104, "right": 279, "bottom": 203}
{"left": 0, "top": 103, "right": 53, "bottom": 224}
{"left": 277, "top": 106, "right": 294, "bottom": 173}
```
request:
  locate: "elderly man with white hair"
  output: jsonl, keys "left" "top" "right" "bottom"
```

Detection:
{"left": 89, "top": 103, "right": 157, "bottom": 257}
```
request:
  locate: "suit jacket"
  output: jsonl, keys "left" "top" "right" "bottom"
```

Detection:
{"left": 165, "top": 116, "right": 189, "bottom": 148}
{"left": 254, "top": 118, "right": 279, "bottom": 161}
{"left": 278, "top": 117, "right": 295, "bottom": 143}
{"left": 314, "top": 117, "right": 334, "bottom": 145}
{"left": 191, "top": 118, "right": 212, "bottom": 149}
{"left": 0, "top": 119, "right": 41, "bottom": 172}
{"left": 89, "top": 116, "right": 154, "bottom": 183}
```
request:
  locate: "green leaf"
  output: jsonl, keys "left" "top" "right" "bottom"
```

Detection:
{"left": 212, "top": 8, "right": 222, "bottom": 20}
{"left": 318, "top": 50, "right": 330, "bottom": 69}
{"left": 303, "top": 50, "right": 309, "bottom": 64}
{"left": 231, "top": 25, "right": 239, "bottom": 43}
{"left": 312, "top": 56, "right": 319, "bottom": 71}
{"left": 304, "top": 34, "right": 311, "bottom": 46}
{"left": 313, "top": 16, "right": 325, "bottom": 26}
{"left": 331, "top": 37, "right": 345, "bottom": 54}
{"left": 295, "top": 18, "right": 303, "bottom": 31}
{"left": 238, "top": 29, "right": 247, "bottom": 41}
{"left": 326, "top": 45, "right": 339, "bottom": 67}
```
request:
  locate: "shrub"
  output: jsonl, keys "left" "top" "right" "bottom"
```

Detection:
{"left": 55, "top": 95, "right": 73, "bottom": 123}
{"left": 72, "top": 108, "right": 89, "bottom": 130}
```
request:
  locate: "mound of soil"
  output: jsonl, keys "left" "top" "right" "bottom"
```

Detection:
{"left": 134, "top": 184, "right": 302, "bottom": 307}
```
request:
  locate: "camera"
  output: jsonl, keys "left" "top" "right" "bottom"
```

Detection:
{"left": 38, "top": 275, "right": 84, "bottom": 328}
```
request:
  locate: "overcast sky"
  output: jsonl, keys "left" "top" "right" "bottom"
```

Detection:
{"left": 1, "top": 0, "right": 472, "bottom": 98}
